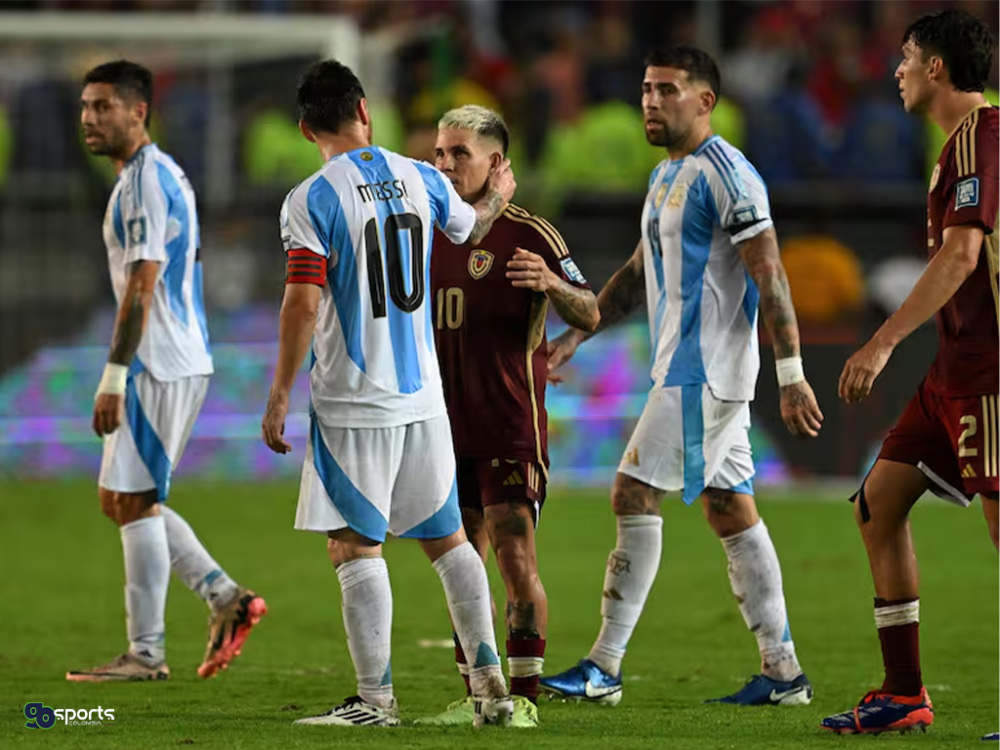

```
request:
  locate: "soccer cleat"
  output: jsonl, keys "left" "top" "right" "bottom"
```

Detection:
{"left": 473, "top": 696, "right": 514, "bottom": 727}
{"left": 66, "top": 652, "right": 170, "bottom": 682}
{"left": 197, "top": 588, "right": 267, "bottom": 679}
{"left": 539, "top": 659, "right": 623, "bottom": 706}
{"left": 706, "top": 673, "right": 813, "bottom": 706}
{"left": 413, "top": 696, "right": 475, "bottom": 726}
{"left": 510, "top": 695, "right": 539, "bottom": 728}
{"left": 294, "top": 695, "right": 400, "bottom": 726}
{"left": 982, "top": 732, "right": 999, "bottom": 741}
{"left": 820, "top": 688, "right": 934, "bottom": 734}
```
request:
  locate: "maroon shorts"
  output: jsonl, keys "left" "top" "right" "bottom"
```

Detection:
{"left": 456, "top": 457, "right": 547, "bottom": 518}
{"left": 879, "top": 379, "right": 998, "bottom": 501}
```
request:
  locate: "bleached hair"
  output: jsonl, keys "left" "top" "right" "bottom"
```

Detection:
{"left": 438, "top": 105, "right": 509, "bottom": 155}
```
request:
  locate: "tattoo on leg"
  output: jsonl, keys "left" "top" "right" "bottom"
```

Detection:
{"left": 506, "top": 601, "right": 538, "bottom": 637}
{"left": 704, "top": 488, "right": 735, "bottom": 516}
{"left": 613, "top": 482, "right": 659, "bottom": 515}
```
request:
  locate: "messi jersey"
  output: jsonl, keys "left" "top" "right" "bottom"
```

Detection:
{"left": 432, "top": 204, "right": 590, "bottom": 468}
{"left": 102, "top": 143, "right": 212, "bottom": 381}
{"left": 925, "top": 104, "right": 999, "bottom": 397}
{"left": 641, "top": 135, "right": 772, "bottom": 402}
{"left": 280, "top": 146, "right": 475, "bottom": 428}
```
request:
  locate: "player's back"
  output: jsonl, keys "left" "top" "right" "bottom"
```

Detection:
{"left": 641, "top": 135, "right": 773, "bottom": 402}
{"left": 926, "top": 104, "right": 999, "bottom": 396}
{"left": 102, "top": 144, "right": 212, "bottom": 381}
{"left": 281, "top": 146, "right": 472, "bottom": 428}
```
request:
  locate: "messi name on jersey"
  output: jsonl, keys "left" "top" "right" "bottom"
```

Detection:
{"left": 356, "top": 179, "right": 410, "bottom": 204}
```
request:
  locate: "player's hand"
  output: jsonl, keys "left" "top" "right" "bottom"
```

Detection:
{"left": 546, "top": 329, "right": 582, "bottom": 384}
{"left": 487, "top": 158, "right": 516, "bottom": 205}
{"left": 839, "top": 337, "right": 894, "bottom": 403}
{"left": 262, "top": 392, "right": 292, "bottom": 454}
{"left": 507, "top": 248, "right": 558, "bottom": 292}
{"left": 779, "top": 380, "right": 824, "bottom": 438}
{"left": 92, "top": 393, "right": 124, "bottom": 437}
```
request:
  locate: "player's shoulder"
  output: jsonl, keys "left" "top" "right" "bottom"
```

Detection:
{"left": 693, "top": 135, "right": 766, "bottom": 197}
{"left": 500, "top": 203, "right": 570, "bottom": 258}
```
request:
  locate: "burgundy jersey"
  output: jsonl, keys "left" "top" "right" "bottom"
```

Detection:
{"left": 432, "top": 203, "right": 590, "bottom": 469}
{"left": 926, "top": 104, "right": 999, "bottom": 397}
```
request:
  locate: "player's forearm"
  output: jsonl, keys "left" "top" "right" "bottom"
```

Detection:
{"left": 270, "top": 299, "right": 317, "bottom": 398}
{"left": 548, "top": 280, "right": 600, "bottom": 333}
{"left": 872, "top": 241, "right": 980, "bottom": 350}
{"left": 588, "top": 261, "right": 645, "bottom": 339}
{"left": 108, "top": 262, "right": 157, "bottom": 366}
{"left": 753, "top": 262, "right": 801, "bottom": 360}
{"left": 468, "top": 188, "right": 505, "bottom": 245}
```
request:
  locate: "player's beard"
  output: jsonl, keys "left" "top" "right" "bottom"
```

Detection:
{"left": 647, "top": 121, "right": 690, "bottom": 151}
{"left": 85, "top": 126, "right": 129, "bottom": 160}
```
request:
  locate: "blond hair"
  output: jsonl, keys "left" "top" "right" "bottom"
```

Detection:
{"left": 437, "top": 105, "right": 509, "bottom": 155}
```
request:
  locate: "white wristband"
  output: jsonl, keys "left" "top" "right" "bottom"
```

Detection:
{"left": 96, "top": 363, "right": 128, "bottom": 396}
{"left": 775, "top": 356, "right": 805, "bottom": 387}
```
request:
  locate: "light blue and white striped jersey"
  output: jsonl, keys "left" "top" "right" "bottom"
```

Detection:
{"left": 102, "top": 144, "right": 213, "bottom": 381}
{"left": 280, "top": 146, "right": 476, "bottom": 428}
{"left": 641, "top": 135, "right": 772, "bottom": 402}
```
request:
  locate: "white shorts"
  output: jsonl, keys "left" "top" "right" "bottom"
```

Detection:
{"left": 618, "top": 384, "right": 755, "bottom": 505}
{"left": 98, "top": 371, "right": 209, "bottom": 501}
{"left": 295, "top": 413, "right": 461, "bottom": 543}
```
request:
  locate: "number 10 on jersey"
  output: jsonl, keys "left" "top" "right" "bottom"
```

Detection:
{"left": 365, "top": 213, "right": 424, "bottom": 317}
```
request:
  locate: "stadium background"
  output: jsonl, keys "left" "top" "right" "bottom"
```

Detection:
{"left": 0, "top": 2, "right": 997, "bottom": 747}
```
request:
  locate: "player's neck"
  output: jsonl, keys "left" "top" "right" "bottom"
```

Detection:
{"left": 110, "top": 133, "right": 152, "bottom": 174}
{"left": 668, "top": 123, "right": 713, "bottom": 160}
{"left": 314, "top": 125, "right": 371, "bottom": 162}
{"left": 928, "top": 91, "right": 988, "bottom": 140}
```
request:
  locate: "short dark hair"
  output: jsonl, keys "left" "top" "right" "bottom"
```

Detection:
{"left": 903, "top": 10, "right": 994, "bottom": 93}
{"left": 644, "top": 46, "right": 721, "bottom": 103}
{"left": 297, "top": 59, "right": 366, "bottom": 135}
{"left": 83, "top": 60, "right": 153, "bottom": 126}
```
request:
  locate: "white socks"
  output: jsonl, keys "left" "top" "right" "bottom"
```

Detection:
{"left": 336, "top": 557, "right": 395, "bottom": 709}
{"left": 588, "top": 515, "right": 663, "bottom": 676}
{"left": 721, "top": 519, "right": 802, "bottom": 681}
{"left": 161, "top": 506, "right": 239, "bottom": 611}
{"left": 121, "top": 515, "right": 170, "bottom": 665}
{"left": 433, "top": 543, "right": 506, "bottom": 699}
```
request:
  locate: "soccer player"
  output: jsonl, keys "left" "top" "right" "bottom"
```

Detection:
{"left": 822, "top": 10, "right": 998, "bottom": 737}
{"left": 540, "top": 46, "right": 825, "bottom": 707}
{"left": 69, "top": 61, "right": 266, "bottom": 683}
{"left": 261, "top": 61, "right": 517, "bottom": 728}
{"left": 414, "top": 105, "right": 599, "bottom": 728}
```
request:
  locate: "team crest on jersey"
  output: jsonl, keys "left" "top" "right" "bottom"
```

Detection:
{"left": 666, "top": 183, "right": 687, "bottom": 208}
{"left": 360, "top": 151, "right": 374, "bottom": 161}
{"left": 468, "top": 249, "right": 494, "bottom": 279}
{"left": 654, "top": 184, "right": 668, "bottom": 208}
{"left": 929, "top": 163, "right": 941, "bottom": 192}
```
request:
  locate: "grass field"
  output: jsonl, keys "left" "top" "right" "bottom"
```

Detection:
{"left": 0, "top": 480, "right": 996, "bottom": 749}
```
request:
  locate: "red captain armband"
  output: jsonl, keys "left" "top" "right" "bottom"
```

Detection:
{"left": 285, "top": 248, "right": 327, "bottom": 286}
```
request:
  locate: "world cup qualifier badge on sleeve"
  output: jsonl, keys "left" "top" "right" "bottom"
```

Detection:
{"left": 24, "top": 702, "right": 116, "bottom": 729}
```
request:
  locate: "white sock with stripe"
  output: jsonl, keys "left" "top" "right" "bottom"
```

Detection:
{"left": 721, "top": 519, "right": 802, "bottom": 681}
{"left": 336, "top": 557, "right": 394, "bottom": 709}
{"left": 433, "top": 543, "right": 507, "bottom": 699}
{"left": 161, "top": 506, "right": 239, "bottom": 611}
{"left": 588, "top": 514, "right": 663, "bottom": 676}
{"left": 121, "top": 514, "right": 170, "bottom": 665}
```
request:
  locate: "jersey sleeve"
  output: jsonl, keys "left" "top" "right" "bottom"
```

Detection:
{"left": 518, "top": 210, "right": 591, "bottom": 289}
{"left": 700, "top": 144, "right": 774, "bottom": 246}
{"left": 414, "top": 160, "right": 476, "bottom": 244}
{"left": 279, "top": 181, "right": 330, "bottom": 285}
{"left": 943, "top": 109, "right": 999, "bottom": 233}
{"left": 119, "top": 160, "right": 168, "bottom": 265}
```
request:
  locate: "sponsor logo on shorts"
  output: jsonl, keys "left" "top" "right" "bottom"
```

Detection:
{"left": 962, "top": 464, "right": 977, "bottom": 479}
{"left": 24, "top": 702, "right": 116, "bottom": 729}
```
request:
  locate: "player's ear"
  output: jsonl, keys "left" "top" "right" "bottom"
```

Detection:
{"left": 357, "top": 98, "right": 371, "bottom": 127}
{"left": 701, "top": 88, "right": 716, "bottom": 116}
{"left": 298, "top": 120, "right": 317, "bottom": 143}
{"left": 489, "top": 150, "right": 503, "bottom": 169}
{"left": 926, "top": 55, "right": 945, "bottom": 83}
{"left": 133, "top": 100, "right": 149, "bottom": 128}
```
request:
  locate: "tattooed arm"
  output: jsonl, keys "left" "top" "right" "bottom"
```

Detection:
{"left": 737, "top": 228, "right": 823, "bottom": 437}
{"left": 93, "top": 260, "right": 160, "bottom": 436}
{"left": 506, "top": 248, "right": 599, "bottom": 332}
{"left": 467, "top": 158, "right": 517, "bottom": 245}
{"left": 547, "top": 240, "right": 644, "bottom": 382}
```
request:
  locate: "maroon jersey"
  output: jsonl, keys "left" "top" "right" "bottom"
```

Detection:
{"left": 432, "top": 203, "right": 590, "bottom": 468}
{"left": 926, "top": 104, "right": 999, "bottom": 397}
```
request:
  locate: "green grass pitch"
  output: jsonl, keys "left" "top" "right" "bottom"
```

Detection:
{"left": 0, "top": 480, "right": 996, "bottom": 748}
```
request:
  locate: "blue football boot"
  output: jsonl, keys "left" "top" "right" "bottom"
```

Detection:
{"left": 539, "top": 659, "right": 622, "bottom": 706}
{"left": 706, "top": 673, "right": 813, "bottom": 706}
